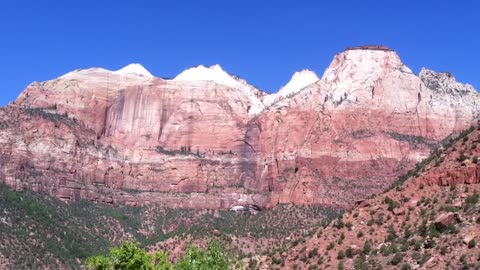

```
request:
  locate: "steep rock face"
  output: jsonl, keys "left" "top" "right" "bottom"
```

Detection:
{"left": 269, "top": 123, "right": 480, "bottom": 270}
{"left": 3, "top": 48, "right": 480, "bottom": 209}
{"left": 0, "top": 105, "right": 269, "bottom": 208}
{"left": 8, "top": 64, "right": 269, "bottom": 208}
{"left": 15, "top": 66, "right": 156, "bottom": 137}
{"left": 255, "top": 49, "right": 480, "bottom": 207}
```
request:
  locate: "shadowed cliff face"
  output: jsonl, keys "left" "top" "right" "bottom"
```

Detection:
{"left": 3, "top": 48, "right": 480, "bottom": 209}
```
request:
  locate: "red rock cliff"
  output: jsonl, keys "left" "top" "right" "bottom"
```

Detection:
{"left": 2, "top": 49, "right": 479, "bottom": 209}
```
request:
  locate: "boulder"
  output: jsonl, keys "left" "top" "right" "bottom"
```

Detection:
{"left": 433, "top": 213, "right": 460, "bottom": 231}
{"left": 393, "top": 207, "right": 406, "bottom": 216}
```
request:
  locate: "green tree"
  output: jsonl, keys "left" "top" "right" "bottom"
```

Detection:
{"left": 85, "top": 241, "right": 173, "bottom": 270}
{"left": 176, "top": 241, "right": 232, "bottom": 270}
{"left": 85, "top": 240, "right": 232, "bottom": 270}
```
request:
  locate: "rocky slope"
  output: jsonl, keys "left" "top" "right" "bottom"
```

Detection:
{"left": 259, "top": 124, "right": 480, "bottom": 269}
{"left": 0, "top": 181, "right": 340, "bottom": 269}
{"left": 1, "top": 46, "right": 479, "bottom": 209}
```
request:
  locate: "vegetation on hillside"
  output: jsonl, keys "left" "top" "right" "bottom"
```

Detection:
{"left": 0, "top": 183, "right": 340, "bottom": 269}
{"left": 86, "top": 240, "right": 234, "bottom": 270}
{"left": 262, "top": 125, "right": 480, "bottom": 269}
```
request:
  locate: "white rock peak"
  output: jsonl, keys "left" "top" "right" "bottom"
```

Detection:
{"left": 263, "top": 69, "right": 319, "bottom": 107}
{"left": 114, "top": 63, "right": 154, "bottom": 78}
{"left": 278, "top": 69, "right": 319, "bottom": 97}
{"left": 174, "top": 64, "right": 266, "bottom": 115}
{"left": 322, "top": 49, "right": 405, "bottom": 81}
{"left": 174, "top": 64, "right": 244, "bottom": 88}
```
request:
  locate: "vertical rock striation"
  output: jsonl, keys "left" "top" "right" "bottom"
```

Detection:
{"left": 2, "top": 47, "right": 479, "bottom": 209}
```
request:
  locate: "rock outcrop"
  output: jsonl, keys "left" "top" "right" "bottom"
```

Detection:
{"left": 268, "top": 119, "right": 480, "bottom": 270}
{"left": 255, "top": 48, "right": 480, "bottom": 206}
{"left": 1, "top": 47, "right": 479, "bottom": 209}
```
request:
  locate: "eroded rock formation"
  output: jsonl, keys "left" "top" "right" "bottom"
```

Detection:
{"left": 1, "top": 47, "right": 479, "bottom": 208}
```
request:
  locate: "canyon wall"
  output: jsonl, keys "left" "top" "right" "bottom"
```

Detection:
{"left": 2, "top": 47, "right": 479, "bottom": 208}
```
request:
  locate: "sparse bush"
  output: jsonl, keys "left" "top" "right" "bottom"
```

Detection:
{"left": 384, "top": 196, "right": 399, "bottom": 211}
{"left": 465, "top": 192, "right": 479, "bottom": 210}
{"left": 468, "top": 239, "right": 476, "bottom": 249}
{"left": 345, "top": 222, "right": 353, "bottom": 230}
{"left": 345, "top": 246, "right": 354, "bottom": 258}
{"left": 391, "top": 253, "right": 403, "bottom": 265}
{"left": 385, "top": 225, "right": 398, "bottom": 242}
{"left": 308, "top": 248, "right": 318, "bottom": 258}
{"left": 353, "top": 254, "right": 367, "bottom": 270}
{"left": 337, "top": 250, "right": 345, "bottom": 259}
{"left": 362, "top": 240, "right": 372, "bottom": 255}
{"left": 367, "top": 219, "right": 374, "bottom": 226}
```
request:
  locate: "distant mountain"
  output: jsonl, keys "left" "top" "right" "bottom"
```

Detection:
{"left": 1, "top": 46, "right": 479, "bottom": 210}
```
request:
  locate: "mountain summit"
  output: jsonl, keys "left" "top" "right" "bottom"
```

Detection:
{"left": 264, "top": 69, "right": 319, "bottom": 106}
{"left": 114, "top": 63, "right": 154, "bottom": 77}
{"left": 2, "top": 47, "right": 480, "bottom": 210}
{"left": 174, "top": 64, "right": 266, "bottom": 114}
{"left": 174, "top": 64, "right": 239, "bottom": 86}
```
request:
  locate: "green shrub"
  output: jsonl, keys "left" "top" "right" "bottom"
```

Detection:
{"left": 367, "top": 219, "right": 374, "bottom": 226}
{"left": 85, "top": 241, "right": 174, "bottom": 270}
{"left": 345, "top": 246, "right": 354, "bottom": 258}
{"left": 337, "top": 250, "right": 345, "bottom": 259}
{"left": 465, "top": 192, "right": 479, "bottom": 208}
{"left": 385, "top": 225, "right": 398, "bottom": 242}
{"left": 308, "top": 248, "right": 318, "bottom": 258}
{"left": 85, "top": 240, "right": 233, "bottom": 270}
{"left": 384, "top": 197, "right": 399, "bottom": 211}
{"left": 468, "top": 239, "right": 476, "bottom": 249}
{"left": 391, "top": 253, "right": 403, "bottom": 265}
{"left": 338, "top": 232, "right": 345, "bottom": 244}
{"left": 345, "top": 222, "right": 353, "bottom": 230}
{"left": 362, "top": 240, "right": 372, "bottom": 255}
{"left": 353, "top": 254, "right": 368, "bottom": 270}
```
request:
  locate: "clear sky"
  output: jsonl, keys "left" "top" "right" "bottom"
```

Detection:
{"left": 1, "top": 0, "right": 479, "bottom": 106}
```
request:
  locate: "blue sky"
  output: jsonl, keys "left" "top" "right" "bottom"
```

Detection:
{"left": 0, "top": 0, "right": 479, "bottom": 106}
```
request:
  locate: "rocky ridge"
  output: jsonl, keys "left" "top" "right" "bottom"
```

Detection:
{"left": 259, "top": 123, "right": 480, "bottom": 269}
{"left": 1, "top": 46, "right": 479, "bottom": 209}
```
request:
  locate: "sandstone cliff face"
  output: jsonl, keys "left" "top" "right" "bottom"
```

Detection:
{"left": 2, "top": 48, "right": 479, "bottom": 209}
{"left": 266, "top": 122, "right": 480, "bottom": 270}
{"left": 255, "top": 49, "right": 480, "bottom": 207}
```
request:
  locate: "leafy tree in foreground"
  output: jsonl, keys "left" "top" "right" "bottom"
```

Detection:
{"left": 176, "top": 241, "right": 233, "bottom": 270}
{"left": 85, "top": 240, "right": 232, "bottom": 270}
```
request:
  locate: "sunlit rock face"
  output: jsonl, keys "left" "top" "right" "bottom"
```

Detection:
{"left": 3, "top": 47, "right": 480, "bottom": 209}
{"left": 256, "top": 48, "right": 479, "bottom": 207}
